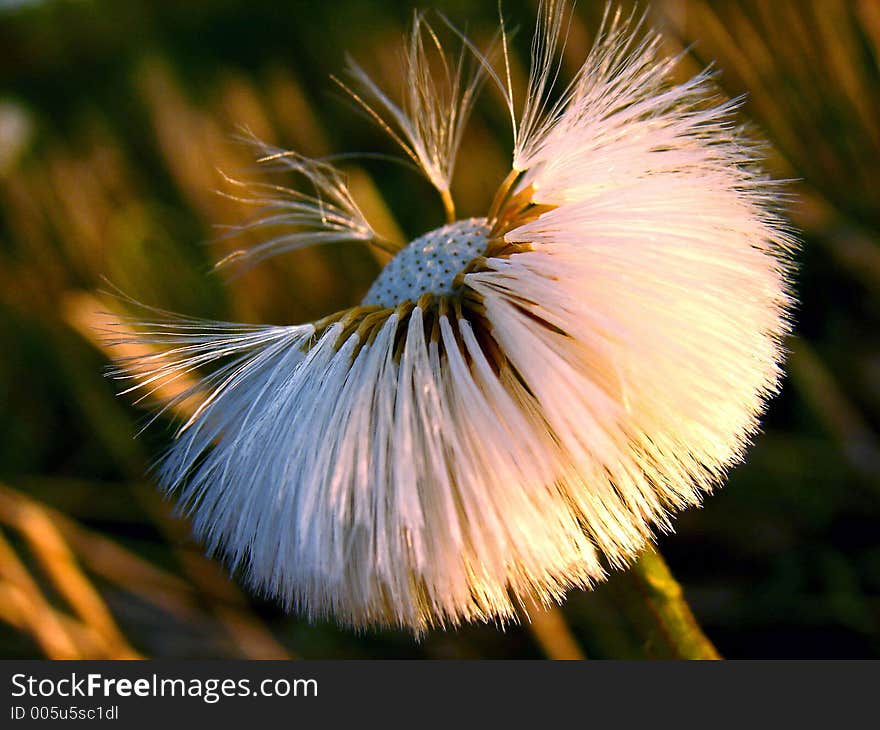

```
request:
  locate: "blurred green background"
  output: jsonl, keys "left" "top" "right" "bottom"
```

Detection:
{"left": 0, "top": 0, "right": 878, "bottom": 659}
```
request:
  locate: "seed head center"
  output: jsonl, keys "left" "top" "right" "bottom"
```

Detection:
{"left": 362, "top": 218, "right": 490, "bottom": 307}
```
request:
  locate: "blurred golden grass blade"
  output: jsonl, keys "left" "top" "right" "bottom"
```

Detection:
{"left": 139, "top": 58, "right": 278, "bottom": 294}
{"left": 2, "top": 126, "right": 165, "bottom": 310}
{"left": 138, "top": 57, "right": 275, "bottom": 225}
{"left": 666, "top": 0, "right": 880, "bottom": 213}
{"left": 742, "top": 4, "right": 841, "bottom": 156}
{"left": 660, "top": 0, "right": 880, "bottom": 299}
{"left": 522, "top": 599, "right": 586, "bottom": 660}
{"left": 0, "top": 530, "right": 83, "bottom": 659}
{"left": 11, "top": 133, "right": 130, "bottom": 286}
{"left": 0, "top": 172, "right": 68, "bottom": 299}
{"left": 0, "top": 483, "right": 201, "bottom": 623}
{"left": 627, "top": 548, "right": 721, "bottom": 660}
{"left": 809, "top": 0, "right": 879, "bottom": 149}
{"left": 47, "top": 128, "right": 151, "bottom": 287}
{"left": 219, "top": 72, "right": 278, "bottom": 146}
{"left": 135, "top": 477, "right": 297, "bottom": 659}
{"left": 139, "top": 57, "right": 228, "bottom": 221}
{"left": 0, "top": 580, "right": 118, "bottom": 658}
{"left": 857, "top": 0, "right": 880, "bottom": 58}
{"left": 788, "top": 339, "right": 880, "bottom": 479}
{"left": 264, "top": 66, "right": 332, "bottom": 156}
{"left": 82, "top": 123, "right": 140, "bottom": 206}
{"left": 169, "top": 539, "right": 293, "bottom": 660}
{"left": 46, "top": 151, "right": 113, "bottom": 277}
{"left": 662, "top": 2, "right": 806, "bottom": 172}
{"left": 0, "top": 491, "right": 142, "bottom": 659}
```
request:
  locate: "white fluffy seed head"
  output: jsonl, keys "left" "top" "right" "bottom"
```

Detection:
{"left": 111, "top": 3, "right": 797, "bottom": 634}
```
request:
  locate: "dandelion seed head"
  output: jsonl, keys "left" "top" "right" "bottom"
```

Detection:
{"left": 111, "top": 2, "right": 797, "bottom": 634}
{"left": 362, "top": 218, "right": 489, "bottom": 307}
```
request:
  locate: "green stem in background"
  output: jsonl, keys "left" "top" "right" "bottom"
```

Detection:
{"left": 628, "top": 547, "right": 722, "bottom": 660}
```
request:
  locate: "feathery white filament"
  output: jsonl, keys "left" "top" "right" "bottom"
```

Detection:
{"left": 216, "top": 140, "right": 378, "bottom": 271}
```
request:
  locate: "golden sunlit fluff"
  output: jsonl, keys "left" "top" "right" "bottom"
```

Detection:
{"left": 111, "top": 2, "right": 796, "bottom": 633}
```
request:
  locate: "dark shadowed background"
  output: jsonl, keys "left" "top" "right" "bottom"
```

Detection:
{"left": 0, "top": 0, "right": 877, "bottom": 658}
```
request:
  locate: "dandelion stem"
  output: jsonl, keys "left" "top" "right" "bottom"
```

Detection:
{"left": 628, "top": 547, "right": 721, "bottom": 660}
{"left": 440, "top": 188, "right": 456, "bottom": 223}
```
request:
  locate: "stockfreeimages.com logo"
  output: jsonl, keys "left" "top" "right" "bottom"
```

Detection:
{"left": 11, "top": 672, "right": 317, "bottom": 705}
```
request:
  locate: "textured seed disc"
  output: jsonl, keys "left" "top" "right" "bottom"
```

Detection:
{"left": 362, "top": 217, "right": 490, "bottom": 307}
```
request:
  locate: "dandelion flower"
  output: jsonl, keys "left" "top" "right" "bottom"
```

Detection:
{"left": 112, "top": 3, "right": 796, "bottom": 632}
